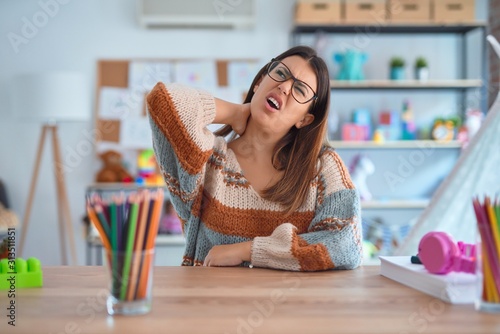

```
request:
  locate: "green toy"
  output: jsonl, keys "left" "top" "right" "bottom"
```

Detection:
{"left": 0, "top": 258, "right": 43, "bottom": 289}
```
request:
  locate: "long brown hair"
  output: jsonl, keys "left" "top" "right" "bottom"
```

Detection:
{"left": 215, "top": 46, "right": 331, "bottom": 215}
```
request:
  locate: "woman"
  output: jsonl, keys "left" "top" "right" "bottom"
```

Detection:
{"left": 147, "top": 46, "right": 362, "bottom": 271}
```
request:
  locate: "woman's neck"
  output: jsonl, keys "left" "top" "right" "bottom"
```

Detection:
{"left": 230, "top": 120, "right": 280, "bottom": 163}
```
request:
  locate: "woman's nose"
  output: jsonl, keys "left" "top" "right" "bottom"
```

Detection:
{"left": 278, "top": 81, "right": 292, "bottom": 95}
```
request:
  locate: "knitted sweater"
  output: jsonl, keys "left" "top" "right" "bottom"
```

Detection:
{"left": 147, "top": 82, "right": 362, "bottom": 271}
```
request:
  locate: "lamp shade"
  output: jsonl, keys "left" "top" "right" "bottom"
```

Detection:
{"left": 11, "top": 72, "right": 90, "bottom": 122}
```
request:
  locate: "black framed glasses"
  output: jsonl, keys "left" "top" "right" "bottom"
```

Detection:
{"left": 266, "top": 59, "right": 317, "bottom": 104}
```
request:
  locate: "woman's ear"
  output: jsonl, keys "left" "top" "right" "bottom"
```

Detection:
{"left": 295, "top": 114, "right": 314, "bottom": 129}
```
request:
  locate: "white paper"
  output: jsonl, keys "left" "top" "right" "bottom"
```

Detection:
{"left": 119, "top": 117, "right": 153, "bottom": 149}
{"left": 128, "top": 61, "right": 172, "bottom": 92}
{"left": 228, "top": 61, "right": 259, "bottom": 88}
{"left": 174, "top": 61, "right": 217, "bottom": 88}
{"left": 99, "top": 87, "right": 143, "bottom": 120}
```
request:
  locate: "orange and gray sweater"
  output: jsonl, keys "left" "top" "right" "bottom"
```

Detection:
{"left": 147, "top": 82, "right": 362, "bottom": 271}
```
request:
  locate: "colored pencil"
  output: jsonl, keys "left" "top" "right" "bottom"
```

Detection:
{"left": 86, "top": 189, "right": 164, "bottom": 302}
{"left": 120, "top": 195, "right": 139, "bottom": 300}
{"left": 86, "top": 204, "right": 111, "bottom": 251}
{"left": 473, "top": 196, "right": 500, "bottom": 303}
{"left": 126, "top": 191, "right": 149, "bottom": 300}
{"left": 136, "top": 190, "right": 164, "bottom": 299}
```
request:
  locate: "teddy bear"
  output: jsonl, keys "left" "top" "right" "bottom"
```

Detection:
{"left": 95, "top": 150, "right": 133, "bottom": 183}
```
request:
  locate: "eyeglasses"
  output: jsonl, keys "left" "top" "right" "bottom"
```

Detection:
{"left": 266, "top": 59, "right": 318, "bottom": 104}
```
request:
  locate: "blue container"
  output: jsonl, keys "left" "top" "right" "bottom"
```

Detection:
{"left": 390, "top": 67, "right": 405, "bottom": 80}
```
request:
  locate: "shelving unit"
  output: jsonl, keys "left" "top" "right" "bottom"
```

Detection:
{"left": 291, "top": 22, "right": 488, "bottom": 115}
{"left": 291, "top": 22, "right": 488, "bottom": 35}
{"left": 361, "top": 199, "right": 429, "bottom": 209}
{"left": 291, "top": 21, "right": 488, "bottom": 258}
{"left": 330, "top": 79, "right": 482, "bottom": 90}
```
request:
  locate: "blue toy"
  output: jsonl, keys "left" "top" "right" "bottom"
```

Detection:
{"left": 334, "top": 50, "right": 368, "bottom": 81}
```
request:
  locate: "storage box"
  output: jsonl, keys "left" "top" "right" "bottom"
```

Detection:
{"left": 388, "top": 0, "right": 431, "bottom": 23}
{"left": 433, "top": 0, "right": 475, "bottom": 23}
{"left": 344, "top": 0, "right": 386, "bottom": 24}
{"left": 295, "top": 0, "right": 342, "bottom": 25}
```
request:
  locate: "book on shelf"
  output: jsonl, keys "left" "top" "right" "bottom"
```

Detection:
{"left": 379, "top": 256, "right": 477, "bottom": 304}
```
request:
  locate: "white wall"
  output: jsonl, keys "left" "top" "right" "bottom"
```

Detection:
{"left": 0, "top": 0, "right": 488, "bottom": 265}
{"left": 0, "top": 0, "right": 294, "bottom": 265}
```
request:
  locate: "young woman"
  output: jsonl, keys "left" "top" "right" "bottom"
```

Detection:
{"left": 147, "top": 46, "right": 362, "bottom": 271}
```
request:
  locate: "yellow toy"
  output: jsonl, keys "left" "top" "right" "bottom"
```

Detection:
{"left": 137, "top": 149, "right": 164, "bottom": 186}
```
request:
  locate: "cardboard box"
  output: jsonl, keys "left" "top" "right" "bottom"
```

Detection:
{"left": 295, "top": 0, "right": 342, "bottom": 24}
{"left": 433, "top": 0, "right": 475, "bottom": 23}
{"left": 344, "top": 0, "right": 386, "bottom": 24}
{"left": 388, "top": 0, "right": 431, "bottom": 22}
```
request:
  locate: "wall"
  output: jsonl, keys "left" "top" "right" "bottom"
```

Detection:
{"left": 0, "top": 0, "right": 294, "bottom": 265}
{"left": 0, "top": 0, "right": 489, "bottom": 265}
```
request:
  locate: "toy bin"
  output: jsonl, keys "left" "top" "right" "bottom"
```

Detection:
{"left": 433, "top": 0, "right": 475, "bottom": 23}
{"left": 344, "top": 0, "right": 386, "bottom": 24}
{"left": 295, "top": 0, "right": 342, "bottom": 24}
{"left": 388, "top": 0, "right": 431, "bottom": 23}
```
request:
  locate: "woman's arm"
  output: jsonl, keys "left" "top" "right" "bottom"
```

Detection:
{"left": 214, "top": 98, "right": 250, "bottom": 135}
{"left": 250, "top": 149, "right": 363, "bottom": 271}
{"left": 147, "top": 83, "right": 250, "bottom": 227}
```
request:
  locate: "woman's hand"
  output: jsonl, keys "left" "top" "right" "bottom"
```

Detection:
{"left": 203, "top": 241, "right": 252, "bottom": 267}
{"left": 231, "top": 103, "right": 251, "bottom": 136}
{"left": 214, "top": 99, "right": 251, "bottom": 136}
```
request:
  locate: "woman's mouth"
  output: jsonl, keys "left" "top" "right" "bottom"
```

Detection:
{"left": 266, "top": 94, "right": 282, "bottom": 111}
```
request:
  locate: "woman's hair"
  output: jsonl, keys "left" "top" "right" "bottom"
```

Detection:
{"left": 215, "top": 46, "right": 331, "bottom": 215}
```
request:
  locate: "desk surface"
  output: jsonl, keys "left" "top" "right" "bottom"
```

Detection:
{"left": 3, "top": 266, "right": 499, "bottom": 334}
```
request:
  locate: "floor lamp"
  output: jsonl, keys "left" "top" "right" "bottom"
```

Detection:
{"left": 12, "top": 72, "right": 90, "bottom": 265}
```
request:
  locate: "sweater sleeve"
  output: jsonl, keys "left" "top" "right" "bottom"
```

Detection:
{"left": 250, "top": 148, "right": 363, "bottom": 271}
{"left": 147, "top": 82, "right": 216, "bottom": 223}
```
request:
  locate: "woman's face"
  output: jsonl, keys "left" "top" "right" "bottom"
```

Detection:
{"left": 250, "top": 55, "right": 317, "bottom": 136}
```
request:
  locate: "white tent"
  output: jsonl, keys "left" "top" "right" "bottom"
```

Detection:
{"left": 396, "top": 35, "right": 500, "bottom": 255}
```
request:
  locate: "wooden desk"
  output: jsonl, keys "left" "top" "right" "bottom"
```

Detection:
{"left": 4, "top": 266, "right": 499, "bottom": 334}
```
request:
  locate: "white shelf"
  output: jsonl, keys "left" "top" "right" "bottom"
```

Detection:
{"left": 329, "top": 140, "right": 462, "bottom": 149}
{"left": 361, "top": 199, "right": 430, "bottom": 209}
{"left": 330, "top": 79, "right": 482, "bottom": 90}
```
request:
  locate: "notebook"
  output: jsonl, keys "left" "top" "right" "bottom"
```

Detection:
{"left": 379, "top": 256, "right": 477, "bottom": 304}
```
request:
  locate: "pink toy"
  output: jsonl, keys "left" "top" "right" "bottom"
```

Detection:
{"left": 418, "top": 231, "right": 476, "bottom": 275}
{"left": 342, "top": 124, "right": 367, "bottom": 141}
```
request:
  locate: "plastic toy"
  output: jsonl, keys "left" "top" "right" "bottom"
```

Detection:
{"left": 418, "top": 231, "right": 476, "bottom": 275}
{"left": 378, "top": 110, "right": 400, "bottom": 140}
{"left": 401, "top": 100, "right": 417, "bottom": 140}
{"left": 431, "top": 118, "right": 456, "bottom": 141}
{"left": 342, "top": 124, "right": 366, "bottom": 141}
{"left": 137, "top": 149, "right": 164, "bottom": 186}
{"left": 349, "top": 154, "right": 375, "bottom": 201}
{"left": 334, "top": 50, "right": 367, "bottom": 81}
{"left": 352, "top": 108, "right": 372, "bottom": 140}
{"left": 0, "top": 257, "right": 43, "bottom": 289}
{"left": 159, "top": 200, "right": 182, "bottom": 235}
{"left": 458, "top": 109, "right": 483, "bottom": 148}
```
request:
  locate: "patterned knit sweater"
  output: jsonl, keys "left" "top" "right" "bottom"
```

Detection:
{"left": 147, "top": 82, "right": 362, "bottom": 271}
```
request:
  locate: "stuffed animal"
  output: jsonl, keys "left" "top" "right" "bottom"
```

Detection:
{"left": 96, "top": 150, "right": 133, "bottom": 183}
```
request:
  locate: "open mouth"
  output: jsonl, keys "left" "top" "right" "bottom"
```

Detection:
{"left": 267, "top": 96, "right": 281, "bottom": 110}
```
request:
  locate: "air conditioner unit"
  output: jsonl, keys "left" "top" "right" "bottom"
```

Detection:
{"left": 137, "top": 0, "right": 256, "bottom": 29}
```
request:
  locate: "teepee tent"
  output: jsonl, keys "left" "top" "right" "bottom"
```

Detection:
{"left": 396, "top": 35, "right": 500, "bottom": 255}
